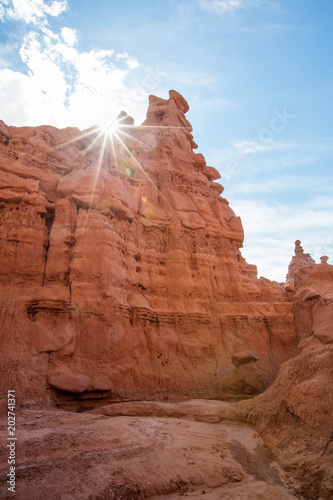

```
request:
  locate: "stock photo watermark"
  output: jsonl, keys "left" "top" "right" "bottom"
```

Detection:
{"left": 113, "top": 65, "right": 165, "bottom": 116}
{"left": 7, "top": 389, "right": 16, "bottom": 493}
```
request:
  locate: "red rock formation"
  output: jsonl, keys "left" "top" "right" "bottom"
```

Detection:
{"left": 0, "top": 403, "right": 298, "bottom": 500}
{"left": 285, "top": 240, "right": 315, "bottom": 288}
{"left": 235, "top": 259, "right": 333, "bottom": 498}
{"left": 0, "top": 92, "right": 331, "bottom": 500}
{"left": 231, "top": 351, "right": 260, "bottom": 367}
{"left": 0, "top": 90, "right": 297, "bottom": 407}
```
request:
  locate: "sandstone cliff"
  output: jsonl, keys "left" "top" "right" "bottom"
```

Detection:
{"left": 0, "top": 90, "right": 297, "bottom": 407}
{"left": 237, "top": 259, "right": 333, "bottom": 499}
{"left": 0, "top": 91, "right": 332, "bottom": 500}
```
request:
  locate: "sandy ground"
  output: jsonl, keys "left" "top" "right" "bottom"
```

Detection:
{"left": 0, "top": 399, "right": 299, "bottom": 499}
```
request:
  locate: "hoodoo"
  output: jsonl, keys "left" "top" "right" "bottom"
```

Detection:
{"left": 0, "top": 92, "right": 332, "bottom": 500}
{"left": 0, "top": 91, "right": 296, "bottom": 407}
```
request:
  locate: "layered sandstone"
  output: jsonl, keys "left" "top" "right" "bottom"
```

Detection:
{"left": 0, "top": 91, "right": 296, "bottom": 408}
{"left": 234, "top": 259, "right": 333, "bottom": 499}
{"left": 285, "top": 240, "right": 315, "bottom": 287}
{"left": 0, "top": 91, "right": 332, "bottom": 500}
{"left": 79, "top": 259, "right": 332, "bottom": 498}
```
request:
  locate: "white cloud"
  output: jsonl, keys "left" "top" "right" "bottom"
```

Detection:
{"left": 0, "top": 68, "right": 37, "bottom": 124}
{"left": 233, "top": 173, "right": 331, "bottom": 196}
{"left": 0, "top": 4, "right": 6, "bottom": 21}
{"left": 20, "top": 31, "right": 67, "bottom": 107}
{"left": 233, "top": 198, "right": 333, "bottom": 281}
{"left": 206, "top": 132, "right": 333, "bottom": 185}
{"left": 303, "top": 138, "right": 333, "bottom": 154}
{"left": 233, "top": 180, "right": 279, "bottom": 194}
{"left": 197, "top": 0, "right": 265, "bottom": 17}
{"left": 0, "top": 38, "right": 21, "bottom": 68}
{"left": 233, "top": 138, "right": 295, "bottom": 154}
{"left": 60, "top": 26, "right": 77, "bottom": 47}
{"left": 0, "top": 0, "right": 143, "bottom": 129}
{"left": 0, "top": 3, "right": 180, "bottom": 130}
{"left": 207, "top": 132, "right": 333, "bottom": 281}
{"left": 0, "top": 20, "right": 145, "bottom": 129}
{"left": 43, "top": 0, "right": 66, "bottom": 17}
{"left": 4, "top": 0, "right": 67, "bottom": 25}
{"left": 116, "top": 51, "right": 140, "bottom": 69}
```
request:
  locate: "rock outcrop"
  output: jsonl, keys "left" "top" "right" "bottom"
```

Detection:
{"left": 0, "top": 91, "right": 296, "bottom": 408}
{"left": 222, "top": 351, "right": 263, "bottom": 397}
{"left": 0, "top": 404, "right": 298, "bottom": 500}
{"left": 285, "top": 240, "right": 316, "bottom": 288}
{"left": 0, "top": 91, "right": 332, "bottom": 500}
{"left": 234, "top": 259, "right": 333, "bottom": 499}
{"left": 231, "top": 351, "right": 261, "bottom": 367}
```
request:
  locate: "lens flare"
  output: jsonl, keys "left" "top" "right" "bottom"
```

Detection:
{"left": 99, "top": 118, "right": 120, "bottom": 136}
{"left": 53, "top": 114, "right": 192, "bottom": 212}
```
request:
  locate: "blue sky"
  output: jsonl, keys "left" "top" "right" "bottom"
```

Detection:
{"left": 0, "top": 0, "right": 332, "bottom": 281}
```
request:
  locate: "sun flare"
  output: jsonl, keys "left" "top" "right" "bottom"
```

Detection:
{"left": 99, "top": 118, "right": 120, "bottom": 136}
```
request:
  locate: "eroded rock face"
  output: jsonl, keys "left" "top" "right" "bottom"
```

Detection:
{"left": 0, "top": 406, "right": 298, "bottom": 500}
{"left": 231, "top": 351, "right": 260, "bottom": 368}
{"left": 237, "top": 261, "right": 333, "bottom": 499}
{"left": 0, "top": 90, "right": 297, "bottom": 405}
{"left": 285, "top": 240, "right": 316, "bottom": 287}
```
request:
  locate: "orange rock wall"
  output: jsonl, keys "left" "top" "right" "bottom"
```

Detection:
{"left": 0, "top": 92, "right": 297, "bottom": 405}
{"left": 239, "top": 261, "right": 333, "bottom": 499}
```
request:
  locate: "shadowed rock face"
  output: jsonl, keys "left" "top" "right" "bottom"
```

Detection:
{"left": 236, "top": 260, "right": 333, "bottom": 499}
{"left": 0, "top": 91, "right": 297, "bottom": 406}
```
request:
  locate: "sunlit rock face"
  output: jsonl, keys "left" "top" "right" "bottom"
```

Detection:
{"left": 285, "top": 240, "right": 316, "bottom": 288}
{"left": 0, "top": 91, "right": 297, "bottom": 406}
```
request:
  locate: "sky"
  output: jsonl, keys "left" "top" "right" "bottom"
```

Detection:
{"left": 0, "top": 0, "right": 332, "bottom": 281}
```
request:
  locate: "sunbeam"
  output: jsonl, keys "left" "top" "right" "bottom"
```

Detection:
{"left": 99, "top": 118, "right": 121, "bottom": 137}
{"left": 90, "top": 130, "right": 108, "bottom": 207}
{"left": 116, "top": 127, "right": 152, "bottom": 151}
{"left": 51, "top": 115, "right": 191, "bottom": 213}
{"left": 112, "top": 131, "right": 159, "bottom": 189}
{"left": 54, "top": 128, "right": 99, "bottom": 151}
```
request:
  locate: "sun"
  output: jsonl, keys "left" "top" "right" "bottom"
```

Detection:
{"left": 99, "top": 117, "right": 120, "bottom": 136}
{"left": 54, "top": 109, "right": 190, "bottom": 211}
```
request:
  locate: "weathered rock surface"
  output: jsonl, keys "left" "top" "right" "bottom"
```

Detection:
{"left": 0, "top": 91, "right": 332, "bottom": 500}
{"left": 223, "top": 362, "right": 265, "bottom": 397}
{"left": 235, "top": 260, "right": 333, "bottom": 499}
{"left": 0, "top": 90, "right": 297, "bottom": 406}
{"left": 0, "top": 406, "right": 297, "bottom": 500}
{"left": 285, "top": 240, "right": 316, "bottom": 287}
{"left": 231, "top": 350, "right": 261, "bottom": 367}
